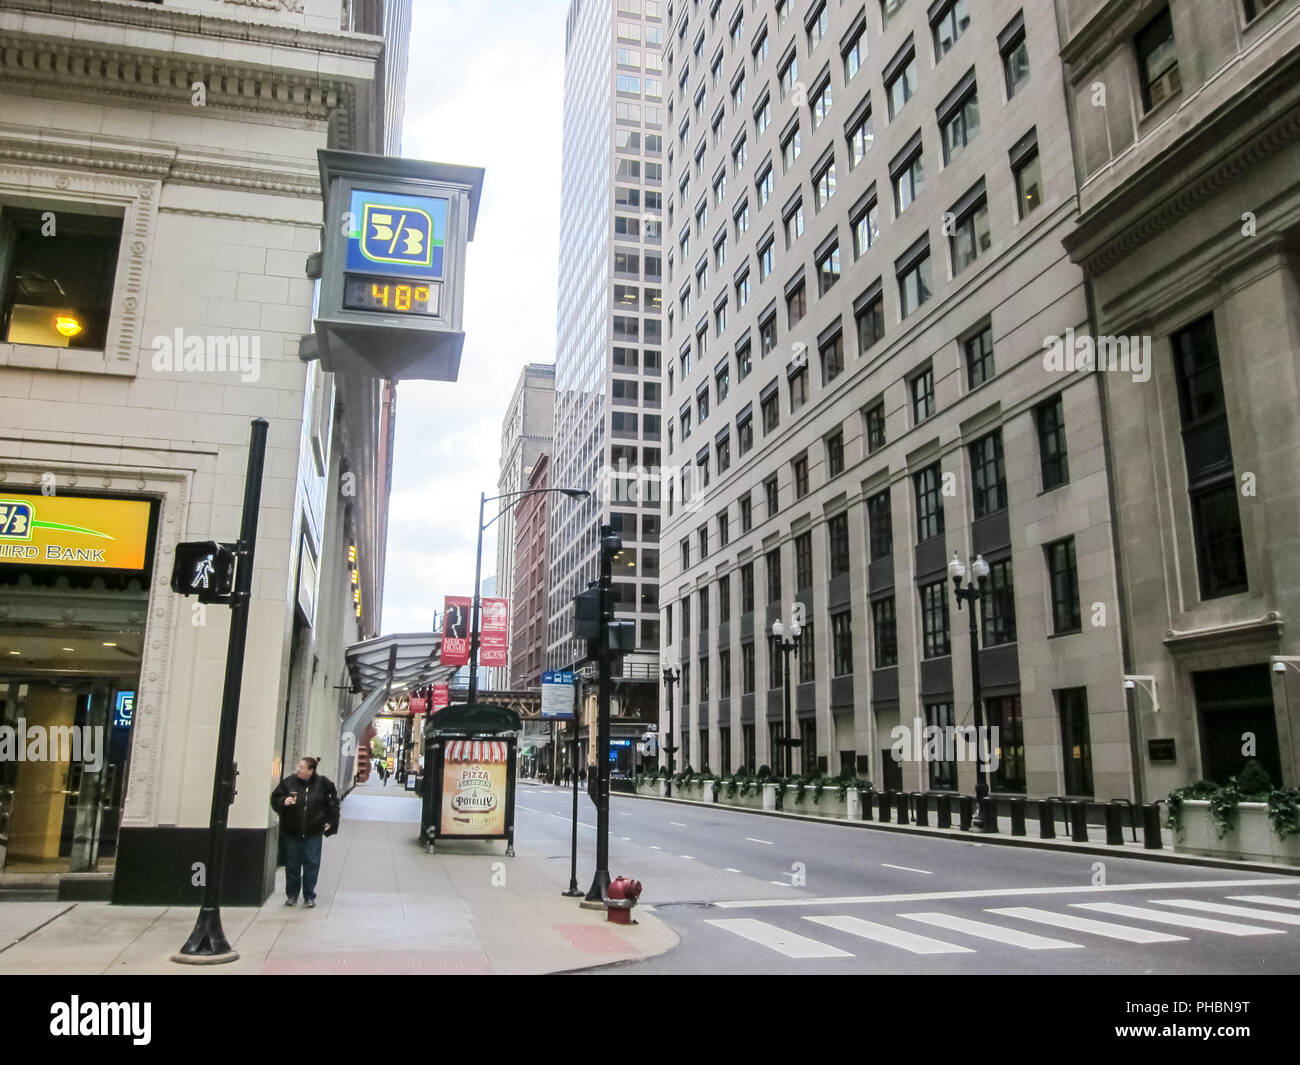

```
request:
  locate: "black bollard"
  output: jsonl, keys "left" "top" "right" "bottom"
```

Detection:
{"left": 913, "top": 792, "right": 929, "bottom": 827}
{"left": 1104, "top": 802, "right": 1124, "bottom": 845}
{"left": 896, "top": 790, "right": 910, "bottom": 825}
{"left": 1070, "top": 800, "right": 1089, "bottom": 842}
{"left": 1038, "top": 799, "right": 1056, "bottom": 839}
{"left": 1009, "top": 797, "right": 1026, "bottom": 836}
{"left": 861, "top": 787, "right": 874, "bottom": 821}
{"left": 1142, "top": 803, "right": 1163, "bottom": 849}
{"left": 959, "top": 795, "right": 974, "bottom": 831}
{"left": 878, "top": 790, "right": 892, "bottom": 823}
{"left": 936, "top": 793, "right": 952, "bottom": 829}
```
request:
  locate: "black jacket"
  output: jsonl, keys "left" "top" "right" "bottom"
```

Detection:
{"left": 271, "top": 773, "right": 340, "bottom": 839}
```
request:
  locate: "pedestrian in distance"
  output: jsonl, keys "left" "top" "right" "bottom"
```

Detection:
{"left": 271, "top": 756, "right": 340, "bottom": 908}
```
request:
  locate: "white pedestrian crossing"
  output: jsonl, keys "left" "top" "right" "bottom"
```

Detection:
{"left": 1227, "top": 895, "right": 1300, "bottom": 910}
{"left": 703, "top": 918, "right": 853, "bottom": 958}
{"left": 805, "top": 915, "right": 974, "bottom": 954}
{"left": 1150, "top": 899, "right": 1300, "bottom": 926}
{"left": 899, "top": 912, "right": 1081, "bottom": 950}
{"left": 1072, "top": 902, "right": 1286, "bottom": 936}
{"left": 986, "top": 906, "right": 1187, "bottom": 944}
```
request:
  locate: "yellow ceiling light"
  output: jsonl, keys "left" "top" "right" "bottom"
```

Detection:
{"left": 55, "top": 315, "right": 83, "bottom": 337}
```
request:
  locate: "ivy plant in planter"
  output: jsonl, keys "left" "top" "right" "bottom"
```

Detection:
{"left": 1269, "top": 789, "right": 1300, "bottom": 840}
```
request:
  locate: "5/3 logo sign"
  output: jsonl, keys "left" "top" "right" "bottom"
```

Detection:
{"left": 0, "top": 500, "right": 34, "bottom": 539}
{"left": 360, "top": 203, "right": 433, "bottom": 268}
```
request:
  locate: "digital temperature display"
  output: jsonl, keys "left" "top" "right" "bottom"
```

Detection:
{"left": 342, "top": 276, "right": 441, "bottom": 316}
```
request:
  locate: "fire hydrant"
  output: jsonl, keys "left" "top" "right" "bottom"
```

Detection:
{"left": 605, "top": 876, "right": 642, "bottom": 925}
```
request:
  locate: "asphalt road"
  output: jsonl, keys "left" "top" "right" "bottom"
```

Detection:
{"left": 514, "top": 784, "right": 1300, "bottom": 975}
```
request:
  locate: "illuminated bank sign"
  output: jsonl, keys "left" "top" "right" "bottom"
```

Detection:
{"left": 0, "top": 493, "right": 154, "bottom": 571}
{"left": 307, "top": 150, "right": 484, "bottom": 383}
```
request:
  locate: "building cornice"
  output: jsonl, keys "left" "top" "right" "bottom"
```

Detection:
{"left": 1062, "top": 51, "right": 1300, "bottom": 277}
{"left": 1162, "top": 613, "right": 1283, "bottom": 657}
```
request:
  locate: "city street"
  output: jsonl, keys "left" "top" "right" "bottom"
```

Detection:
{"left": 515, "top": 787, "right": 1300, "bottom": 975}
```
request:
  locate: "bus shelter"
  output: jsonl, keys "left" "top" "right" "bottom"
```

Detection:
{"left": 421, "top": 703, "right": 520, "bottom": 856}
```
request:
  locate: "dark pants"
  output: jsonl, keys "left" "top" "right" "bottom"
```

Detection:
{"left": 283, "top": 834, "right": 323, "bottom": 901}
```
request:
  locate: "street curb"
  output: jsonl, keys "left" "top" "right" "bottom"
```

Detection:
{"left": 611, "top": 789, "right": 1300, "bottom": 877}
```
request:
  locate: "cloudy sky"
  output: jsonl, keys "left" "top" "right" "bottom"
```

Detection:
{"left": 381, "top": 0, "right": 569, "bottom": 633}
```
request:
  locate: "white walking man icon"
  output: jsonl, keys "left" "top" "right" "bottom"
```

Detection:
{"left": 191, "top": 555, "right": 215, "bottom": 590}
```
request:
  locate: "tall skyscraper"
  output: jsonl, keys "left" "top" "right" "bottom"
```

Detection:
{"left": 547, "top": 0, "right": 667, "bottom": 729}
{"left": 658, "top": 0, "right": 1130, "bottom": 793}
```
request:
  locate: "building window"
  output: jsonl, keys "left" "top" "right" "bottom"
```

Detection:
{"left": 1046, "top": 537, "right": 1081, "bottom": 634}
{"left": 950, "top": 193, "right": 991, "bottom": 274}
{"left": 965, "top": 326, "right": 994, "bottom": 388}
{"left": 738, "top": 340, "right": 753, "bottom": 380}
{"left": 940, "top": 89, "right": 980, "bottom": 164}
{"left": 820, "top": 332, "right": 844, "bottom": 384}
{"left": 856, "top": 289, "right": 885, "bottom": 353}
{"left": 1243, "top": 0, "right": 1282, "bottom": 20}
{"left": 811, "top": 77, "right": 833, "bottom": 129}
{"left": 769, "top": 638, "right": 785, "bottom": 688}
{"left": 738, "top": 412, "right": 754, "bottom": 454}
{"left": 925, "top": 702, "right": 957, "bottom": 788}
{"left": 831, "top": 610, "right": 853, "bottom": 675}
{"left": 698, "top": 586, "right": 710, "bottom": 631}
{"left": 718, "top": 508, "right": 730, "bottom": 546}
{"left": 867, "top": 489, "right": 892, "bottom": 559}
{"left": 789, "top": 364, "right": 809, "bottom": 412}
{"left": 898, "top": 244, "right": 932, "bottom": 317}
{"left": 764, "top": 474, "right": 780, "bottom": 516}
{"left": 848, "top": 109, "right": 875, "bottom": 168}
{"left": 680, "top": 538, "right": 691, "bottom": 572}
{"left": 872, "top": 596, "right": 898, "bottom": 668}
{"left": 779, "top": 53, "right": 799, "bottom": 99}
{"left": 980, "top": 557, "right": 1017, "bottom": 647}
{"left": 798, "top": 623, "right": 815, "bottom": 683}
{"left": 739, "top": 494, "right": 753, "bottom": 532}
{"left": 719, "top": 574, "right": 732, "bottom": 622}
{"left": 914, "top": 463, "right": 945, "bottom": 542}
{"left": 844, "top": 26, "right": 865, "bottom": 82}
{"left": 782, "top": 125, "right": 802, "bottom": 173}
{"left": 719, "top": 651, "right": 732, "bottom": 699}
{"left": 784, "top": 200, "right": 805, "bottom": 247}
{"left": 814, "top": 160, "right": 838, "bottom": 210}
{"left": 910, "top": 364, "right": 935, "bottom": 423}
{"left": 1036, "top": 394, "right": 1069, "bottom": 491}
{"left": 793, "top": 452, "right": 809, "bottom": 498}
{"left": 786, "top": 279, "right": 806, "bottom": 327}
{"left": 795, "top": 531, "right": 813, "bottom": 590}
{"left": 852, "top": 199, "right": 879, "bottom": 259}
{"left": 932, "top": 0, "right": 970, "bottom": 60}
{"left": 1137, "top": 7, "right": 1180, "bottom": 111}
{"left": 986, "top": 694, "right": 1025, "bottom": 793}
{"left": 741, "top": 562, "right": 755, "bottom": 613}
{"left": 742, "top": 722, "right": 756, "bottom": 769}
{"left": 808, "top": 0, "right": 829, "bottom": 48}
{"left": 0, "top": 208, "right": 124, "bottom": 350}
{"left": 969, "top": 429, "right": 1008, "bottom": 518}
{"left": 864, "top": 401, "right": 886, "bottom": 453}
{"left": 716, "top": 360, "right": 731, "bottom": 401}
{"left": 1172, "top": 315, "right": 1247, "bottom": 598}
{"left": 826, "top": 428, "right": 844, "bottom": 477}
{"left": 920, "top": 581, "right": 951, "bottom": 659}
{"left": 761, "top": 389, "right": 780, "bottom": 433}
{"left": 817, "top": 243, "right": 841, "bottom": 296}
{"left": 758, "top": 165, "right": 773, "bottom": 208}
{"left": 828, "top": 513, "right": 850, "bottom": 577}
{"left": 893, "top": 150, "right": 924, "bottom": 214}
{"left": 886, "top": 47, "right": 918, "bottom": 119}
{"left": 1057, "top": 688, "right": 1094, "bottom": 796}
{"left": 736, "top": 271, "right": 751, "bottom": 307}
{"left": 1001, "top": 15, "right": 1030, "bottom": 97}
{"left": 759, "top": 238, "right": 774, "bottom": 281}
{"left": 756, "top": 96, "right": 772, "bottom": 135}
{"left": 1013, "top": 141, "right": 1042, "bottom": 219}
{"left": 734, "top": 198, "right": 750, "bottom": 236}
{"left": 754, "top": 29, "right": 770, "bottom": 66}
{"left": 766, "top": 548, "right": 782, "bottom": 604}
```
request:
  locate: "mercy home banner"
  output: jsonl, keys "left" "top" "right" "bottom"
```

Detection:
{"left": 479, "top": 597, "right": 509, "bottom": 667}
{"left": 440, "top": 596, "right": 471, "bottom": 666}
{"left": 431, "top": 683, "right": 450, "bottom": 711}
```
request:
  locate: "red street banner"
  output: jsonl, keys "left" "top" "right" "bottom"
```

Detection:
{"left": 479, "top": 597, "right": 509, "bottom": 667}
{"left": 432, "top": 683, "right": 450, "bottom": 711}
{"left": 440, "top": 596, "right": 471, "bottom": 666}
{"left": 409, "top": 695, "right": 428, "bottom": 714}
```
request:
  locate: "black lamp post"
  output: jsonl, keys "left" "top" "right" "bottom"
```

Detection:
{"left": 661, "top": 663, "right": 680, "bottom": 796}
{"left": 949, "top": 551, "right": 993, "bottom": 831}
{"left": 466, "top": 486, "right": 590, "bottom": 704}
{"left": 770, "top": 617, "right": 802, "bottom": 780}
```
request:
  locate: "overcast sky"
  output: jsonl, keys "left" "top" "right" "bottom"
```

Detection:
{"left": 380, "top": 0, "right": 568, "bottom": 634}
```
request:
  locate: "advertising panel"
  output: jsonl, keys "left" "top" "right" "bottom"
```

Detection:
{"left": 439, "top": 740, "right": 509, "bottom": 837}
{"left": 0, "top": 492, "right": 154, "bottom": 571}
{"left": 431, "top": 683, "right": 450, "bottom": 711}
{"left": 440, "top": 596, "right": 472, "bottom": 666}
{"left": 478, "top": 597, "right": 509, "bottom": 667}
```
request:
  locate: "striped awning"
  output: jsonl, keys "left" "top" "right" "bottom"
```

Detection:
{"left": 445, "top": 739, "right": 509, "bottom": 763}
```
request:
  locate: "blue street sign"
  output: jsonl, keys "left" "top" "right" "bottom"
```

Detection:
{"left": 541, "top": 670, "right": 575, "bottom": 718}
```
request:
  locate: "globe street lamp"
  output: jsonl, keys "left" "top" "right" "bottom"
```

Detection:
{"left": 661, "top": 660, "right": 680, "bottom": 796}
{"left": 949, "top": 552, "right": 993, "bottom": 830}
{"left": 467, "top": 486, "right": 590, "bottom": 704}
{"left": 771, "top": 616, "right": 802, "bottom": 780}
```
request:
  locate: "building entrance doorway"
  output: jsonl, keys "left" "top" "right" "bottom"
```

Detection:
{"left": 1194, "top": 664, "right": 1282, "bottom": 787}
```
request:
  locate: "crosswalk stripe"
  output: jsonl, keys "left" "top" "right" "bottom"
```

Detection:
{"left": 1072, "top": 902, "right": 1286, "bottom": 936}
{"left": 1151, "top": 899, "right": 1300, "bottom": 926}
{"left": 1227, "top": 895, "right": 1300, "bottom": 910}
{"left": 987, "top": 907, "right": 1186, "bottom": 944}
{"left": 898, "top": 912, "right": 1081, "bottom": 950}
{"left": 703, "top": 918, "right": 853, "bottom": 959}
{"left": 806, "top": 915, "right": 974, "bottom": 954}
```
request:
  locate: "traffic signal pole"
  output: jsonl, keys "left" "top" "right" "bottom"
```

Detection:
{"left": 583, "top": 524, "right": 616, "bottom": 905}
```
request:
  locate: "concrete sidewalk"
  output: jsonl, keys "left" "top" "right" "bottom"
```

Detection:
{"left": 0, "top": 777, "right": 675, "bottom": 974}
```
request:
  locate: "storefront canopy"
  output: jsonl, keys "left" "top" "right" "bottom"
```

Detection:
{"left": 341, "top": 632, "right": 458, "bottom": 741}
{"left": 424, "top": 702, "right": 522, "bottom": 737}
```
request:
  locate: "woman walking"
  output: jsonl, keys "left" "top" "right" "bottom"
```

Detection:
{"left": 270, "top": 756, "right": 340, "bottom": 908}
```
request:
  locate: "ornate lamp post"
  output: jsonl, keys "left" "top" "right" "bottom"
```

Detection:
{"left": 771, "top": 617, "right": 802, "bottom": 780}
{"left": 661, "top": 660, "right": 680, "bottom": 796}
{"left": 949, "top": 552, "right": 993, "bottom": 831}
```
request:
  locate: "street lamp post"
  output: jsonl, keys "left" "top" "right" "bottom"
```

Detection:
{"left": 466, "top": 486, "right": 590, "bottom": 705}
{"left": 949, "top": 552, "right": 993, "bottom": 831}
{"left": 771, "top": 617, "right": 802, "bottom": 780}
{"left": 661, "top": 663, "right": 680, "bottom": 796}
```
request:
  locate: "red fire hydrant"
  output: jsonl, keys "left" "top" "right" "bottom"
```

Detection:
{"left": 605, "top": 876, "right": 642, "bottom": 925}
